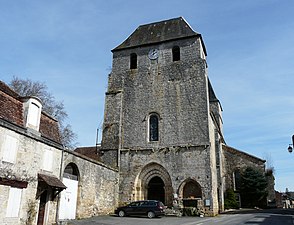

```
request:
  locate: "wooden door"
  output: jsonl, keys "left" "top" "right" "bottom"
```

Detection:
{"left": 37, "top": 191, "right": 47, "bottom": 225}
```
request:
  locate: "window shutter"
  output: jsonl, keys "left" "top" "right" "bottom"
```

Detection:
{"left": 27, "top": 103, "right": 40, "bottom": 127}
{"left": 2, "top": 136, "right": 18, "bottom": 163}
{"left": 43, "top": 149, "right": 53, "bottom": 172}
{"left": 6, "top": 187, "right": 22, "bottom": 217}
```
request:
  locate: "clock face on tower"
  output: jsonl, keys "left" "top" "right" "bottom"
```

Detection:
{"left": 148, "top": 49, "right": 159, "bottom": 60}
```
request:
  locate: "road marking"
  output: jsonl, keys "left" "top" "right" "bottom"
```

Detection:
{"left": 181, "top": 222, "right": 202, "bottom": 225}
{"left": 180, "top": 218, "right": 214, "bottom": 225}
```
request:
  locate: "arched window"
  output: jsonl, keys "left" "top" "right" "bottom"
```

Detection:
{"left": 233, "top": 170, "right": 241, "bottom": 191}
{"left": 24, "top": 97, "right": 42, "bottom": 131}
{"left": 149, "top": 114, "right": 159, "bottom": 141}
{"left": 130, "top": 53, "right": 137, "bottom": 69}
{"left": 64, "top": 163, "right": 79, "bottom": 180}
{"left": 172, "top": 46, "right": 180, "bottom": 61}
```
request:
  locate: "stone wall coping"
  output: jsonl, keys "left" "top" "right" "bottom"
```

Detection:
{"left": 0, "top": 118, "right": 63, "bottom": 150}
{"left": 222, "top": 144, "right": 266, "bottom": 164}
{"left": 64, "top": 149, "right": 119, "bottom": 172}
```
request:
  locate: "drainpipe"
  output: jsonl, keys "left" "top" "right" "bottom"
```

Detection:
{"left": 55, "top": 144, "right": 65, "bottom": 224}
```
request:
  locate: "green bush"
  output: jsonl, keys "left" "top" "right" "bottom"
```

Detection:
{"left": 224, "top": 189, "right": 238, "bottom": 209}
{"left": 240, "top": 167, "right": 268, "bottom": 208}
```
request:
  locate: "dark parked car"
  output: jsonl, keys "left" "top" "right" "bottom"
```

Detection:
{"left": 115, "top": 200, "right": 165, "bottom": 218}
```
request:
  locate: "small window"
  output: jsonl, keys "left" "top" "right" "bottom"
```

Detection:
{"left": 27, "top": 103, "right": 40, "bottom": 127}
{"left": 149, "top": 114, "right": 159, "bottom": 141}
{"left": 130, "top": 53, "right": 137, "bottom": 69}
{"left": 24, "top": 97, "right": 42, "bottom": 131}
{"left": 64, "top": 163, "right": 79, "bottom": 180}
{"left": 6, "top": 187, "right": 22, "bottom": 217}
{"left": 172, "top": 46, "right": 180, "bottom": 61}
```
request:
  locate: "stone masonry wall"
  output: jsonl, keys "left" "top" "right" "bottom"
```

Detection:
{"left": 118, "top": 146, "right": 214, "bottom": 209}
{"left": 222, "top": 144, "right": 265, "bottom": 191}
{"left": 102, "top": 37, "right": 211, "bottom": 150}
{"left": 0, "top": 123, "right": 63, "bottom": 225}
{"left": 63, "top": 151, "right": 119, "bottom": 219}
{"left": 208, "top": 112, "right": 221, "bottom": 214}
{"left": 104, "top": 35, "right": 222, "bottom": 215}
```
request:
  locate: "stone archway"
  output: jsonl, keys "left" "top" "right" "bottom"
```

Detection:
{"left": 59, "top": 163, "right": 80, "bottom": 220}
{"left": 178, "top": 178, "right": 202, "bottom": 208}
{"left": 178, "top": 178, "right": 202, "bottom": 199}
{"left": 134, "top": 163, "right": 173, "bottom": 206}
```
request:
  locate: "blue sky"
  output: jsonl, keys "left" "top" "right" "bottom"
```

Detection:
{"left": 1, "top": 0, "right": 294, "bottom": 192}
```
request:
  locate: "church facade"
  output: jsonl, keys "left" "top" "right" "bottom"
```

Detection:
{"left": 100, "top": 17, "right": 270, "bottom": 216}
{"left": 101, "top": 17, "right": 230, "bottom": 215}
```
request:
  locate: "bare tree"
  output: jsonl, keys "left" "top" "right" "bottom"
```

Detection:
{"left": 9, "top": 76, "right": 77, "bottom": 149}
{"left": 263, "top": 152, "right": 275, "bottom": 175}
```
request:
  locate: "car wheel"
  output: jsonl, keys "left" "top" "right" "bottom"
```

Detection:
{"left": 118, "top": 210, "right": 125, "bottom": 217}
{"left": 147, "top": 211, "right": 155, "bottom": 218}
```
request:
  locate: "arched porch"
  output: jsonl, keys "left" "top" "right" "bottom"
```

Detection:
{"left": 134, "top": 162, "right": 173, "bottom": 206}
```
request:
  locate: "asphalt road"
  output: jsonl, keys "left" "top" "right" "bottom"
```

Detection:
{"left": 68, "top": 208, "right": 294, "bottom": 225}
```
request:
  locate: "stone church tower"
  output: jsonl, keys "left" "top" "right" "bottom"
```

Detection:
{"left": 101, "top": 17, "right": 224, "bottom": 215}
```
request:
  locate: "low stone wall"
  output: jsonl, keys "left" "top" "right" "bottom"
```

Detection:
{"left": 63, "top": 150, "right": 119, "bottom": 219}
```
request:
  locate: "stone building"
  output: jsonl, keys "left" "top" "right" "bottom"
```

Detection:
{"left": 0, "top": 81, "right": 118, "bottom": 225}
{"left": 0, "top": 81, "right": 65, "bottom": 225}
{"left": 60, "top": 149, "right": 118, "bottom": 220}
{"left": 100, "top": 17, "right": 269, "bottom": 215}
{"left": 222, "top": 145, "right": 267, "bottom": 207}
{"left": 101, "top": 17, "right": 224, "bottom": 215}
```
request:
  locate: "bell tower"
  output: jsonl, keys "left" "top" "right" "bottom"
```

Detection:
{"left": 102, "top": 17, "right": 213, "bottom": 150}
{"left": 101, "top": 17, "right": 224, "bottom": 215}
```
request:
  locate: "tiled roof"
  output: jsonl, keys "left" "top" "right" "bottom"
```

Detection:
{"left": 0, "top": 81, "right": 24, "bottom": 126}
{"left": 208, "top": 79, "right": 219, "bottom": 103}
{"left": 38, "top": 173, "right": 66, "bottom": 189}
{"left": 75, "top": 146, "right": 100, "bottom": 161}
{"left": 0, "top": 80, "right": 61, "bottom": 144}
{"left": 39, "top": 112, "right": 61, "bottom": 143}
{"left": 0, "top": 81, "right": 20, "bottom": 99}
{"left": 113, "top": 17, "right": 201, "bottom": 51}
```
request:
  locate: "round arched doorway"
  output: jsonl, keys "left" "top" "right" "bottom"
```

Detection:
{"left": 147, "top": 176, "right": 165, "bottom": 203}
{"left": 134, "top": 163, "right": 173, "bottom": 206}
{"left": 178, "top": 178, "right": 202, "bottom": 208}
{"left": 59, "top": 163, "right": 80, "bottom": 220}
{"left": 183, "top": 180, "right": 202, "bottom": 199}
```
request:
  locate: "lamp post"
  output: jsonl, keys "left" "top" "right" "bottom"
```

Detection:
{"left": 288, "top": 135, "right": 294, "bottom": 153}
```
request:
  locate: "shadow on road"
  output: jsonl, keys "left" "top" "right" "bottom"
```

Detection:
{"left": 222, "top": 208, "right": 294, "bottom": 215}
{"left": 245, "top": 214, "right": 293, "bottom": 224}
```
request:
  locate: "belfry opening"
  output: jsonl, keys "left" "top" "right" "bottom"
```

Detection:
{"left": 147, "top": 176, "right": 165, "bottom": 203}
